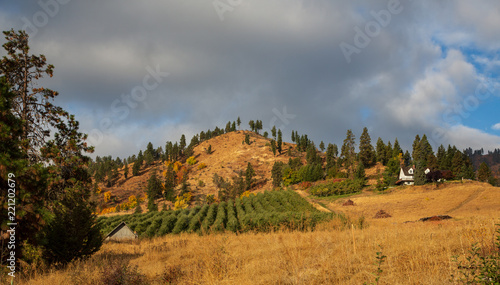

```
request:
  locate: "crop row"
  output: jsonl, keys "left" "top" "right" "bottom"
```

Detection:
{"left": 97, "top": 190, "right": 333, "bottom": 238}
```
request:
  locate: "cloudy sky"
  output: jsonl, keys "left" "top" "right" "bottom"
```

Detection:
{"left": 2, "top": 0, "right": 500, "bottom": 158}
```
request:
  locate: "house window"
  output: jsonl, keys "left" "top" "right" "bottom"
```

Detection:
{"left": 409, "top": 169, "right": 413, "bottom": 174}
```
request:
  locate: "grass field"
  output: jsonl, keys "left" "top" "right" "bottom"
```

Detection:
{"left": 17, "top": 181, "right": 500, "bottom": 284}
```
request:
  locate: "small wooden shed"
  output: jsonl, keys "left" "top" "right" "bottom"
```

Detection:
{"left": 105, "top": 222, "right": 138, "bottom": 241}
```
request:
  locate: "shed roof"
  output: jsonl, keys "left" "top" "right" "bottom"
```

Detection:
{"left": 105, "top": 221, "right": 138, "bottom": 240}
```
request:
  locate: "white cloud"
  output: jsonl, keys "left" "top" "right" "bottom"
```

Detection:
{"left": 434, "top": 124, "right": 500, "bottom": 151}
{"left": 492, "top": 123, "right": 500, "bottom": 130}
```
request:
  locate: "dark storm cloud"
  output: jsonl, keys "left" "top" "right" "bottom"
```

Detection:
{"left": 2, "top": 0, "right": 500, "bottom": 157}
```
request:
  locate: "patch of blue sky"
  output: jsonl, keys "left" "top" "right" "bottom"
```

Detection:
{"left": 459, "top": 96, "right": 500, "bottom": 134}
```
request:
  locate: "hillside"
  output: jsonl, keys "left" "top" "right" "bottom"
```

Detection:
{"left": 97, "top": 131, "right": 306, "bottom": 210}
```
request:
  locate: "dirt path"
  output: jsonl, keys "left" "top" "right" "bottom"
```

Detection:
{"left": 295, "top": 190, "right": 332, "bottom": 213}
{"left": 445, "top": 188, "right": 485, "bottom": 214}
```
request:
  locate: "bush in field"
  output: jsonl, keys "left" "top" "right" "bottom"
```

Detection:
{"left": 201, "top": 203, "right": 218, "bottom": 233}
{"left": 213, "top": 201, "right": 227, "bottom": 232}
{"left": 187, "top": 156, "right": 197, "bottom": 165}
{"left": 309, "top": 179, "right": 364, "bottom": 197}
{"left": 188, "top": 204, "right": 209, "bottom": 232}
{"left": 226, "top": 200, "right": 239, "bottom": 232}
{"left": 172, "top": 214, "right": 190, "bottom": 234}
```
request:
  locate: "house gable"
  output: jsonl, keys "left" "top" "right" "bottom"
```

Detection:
{"left": 105, "top": 222, "right": 138, "bottom": 241}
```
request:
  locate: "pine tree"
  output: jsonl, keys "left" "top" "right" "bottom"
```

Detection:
{"left": 277, "top": 129, "right": 283, "bottom": 154}
{"left": 42, "top": 187, "right": 102, "bottom": 265}
{"left": 291, "top": 130, "right": 295, "bottom": 142}
{"left": 271, "top": 126, "right": 277, "bottom": 139}
{"left": 341, "top": 129, "right": 356, "bottom": 176}
{"left": 359, "top": 127, "right": 375, "bottom": 167}
{"left": 355, "top": 160, "right": 367, "bottom": 182}
{"left": 248, "top": 120, "right": 255, "bottom": 132}
{"left": 179, "top": 134, "right": 186, "bottom": 153}
{"left": 245, "top": 162, "right": 256, "bottom": 190}
{"left": 477, "top": 162, "right": 492, "bottom": 182}
{"left": 436, "top": 145, "right": 447, "bottom": 170}
{"left": 123, "top": 162, "right": 129, "bottom": 179}
{"left": 0, "top": 30, "right": 62, "bottom": 163}
{"left": 326, "top": 143, "right": 336, "bottom": 171}
{"left": 272, "top": 161, "right": 285, "bottom": 188}
{"left": 270, "top": 139, "right": 277, "bottom": 156}
{"left": 237, "top": 117, "right": 241, "bottom": 129}
{"left": 319, "top": 141, "right": 325, "bottom": 152}
{"left": 412, "top": 135, "right": 421, "bottom": 163}
{"left": 376, "top": 138, "right": 386, "bottom": 164}
{"left": 418, "top": 134, "right": 433, "bottom": 166}
{"left": 385, "top": 141, "right": 393, "bottom": 166}
{"left": 132, "top": 160, "right": 140, "bottom": 176}
{"left": 414, "top": 161, "right": 427, "bottom": 185}
{"left": 392, "top": 138, "right": 402, "bottom": 158}
{"left": 147, "top": 170, "right": 162, "bottom": 211}
{"left": 451, "top": 151, "right": 464, "bottom": 178}
{"left": 134, "top": 199, "right": 143, "bottom": 214}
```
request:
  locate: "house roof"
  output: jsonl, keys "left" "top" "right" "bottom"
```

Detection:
{"left": 105, "top": 221, "right": 137, "bottom": 239}
{"left": 401, "top": 166, "right": 414, "bottom": 176}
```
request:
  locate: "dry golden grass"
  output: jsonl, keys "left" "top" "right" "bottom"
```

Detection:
{"left": 19, "top": 216, "right": 499, "bottom": 285}
{"left": 329, "top": 181, "right": 500, "bottom": 223}
{"left": 18, "top": 181, "right": 500, "bottom": 284}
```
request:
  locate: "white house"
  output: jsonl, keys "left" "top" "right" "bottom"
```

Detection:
{"left": 396, "top": 166, "right": 431, "bottom": 185}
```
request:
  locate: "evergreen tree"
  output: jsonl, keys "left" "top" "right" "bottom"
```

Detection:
{"left": 272, "top": 161, "right": 285, "bottom": 188}
{"left": 123, "top": 162, "right": 129, "bottom": 179}
{"left": 355, "top": 160, "right": 367, "bottom": 183}
{"left": 271, "top": 126, "right": 277, "bottom": 139}
{"left": 451, "top": 151, "right": 464, "bottom": 177}
{"left": 248, "top": 120, "right": 255, "bottom": 132}
{"left": 231, "top": 121, "right": 236, "bottom": 131}
{"left": 375, "top": 137, "right": 386, "bottom": 164}
{"left": 146, "top": 170, "right": 162, "bottom": 211}
{"left": 164, "top": 164, "right": 176, "bottom": 201}
{"left": 436, "top": 144, "right": 447, "bottom": 170}
{"left": 326, "top": 143, "right": 336, "bottom": 171}
{"left": 42, "top": 187, "right": 102, "bottom": 265}
{"left": 414, "top": 161, "right": 427, "bottom": 185}
{"left": 245, "top": 162, "right": 256, "bottom": 190}
{"left": 144, "top": 149, "right": 154, "bottom": 166}
{"left": 418, "top": 134, "right": 433, "bottom": 166}
{"left": 412, "top": 135, "right": 421, "bottom": 163}
{"left": 392, "top": 138, "right": 402, "bottom": 158}
{"left": 132, "top": 160, "right": 141, "bottom": 176}
{"left": 277, "top": 129, "right": 283, "bottom": 154}
{"left": 245, "top": 133, "right": 250, "bottom": 145}
{"left": 358, "top": 127, "right": 375, "bottom": 167}
{"left": 341, "top": 129, "right": 356, "bottom": 176}
{"left": 134, "top": 199, "right": 143, "bottom": 214}
{"left": 179, "top": 134, "right": 186, "bottom": 153}
{"left": 0, "top": 30, "right": 62, "bottom": 163}
{"left": 319, "top": 141, "right": 325, "bottom": 152}
{"left": 403, "top": 150, "right": 412, "bottom": 167}
{"left": 385, "top": 141, "right": 393, "bottom": 165}
{"left": 478, "top": 162, "right": 492, "bottom": 182}
{"left": 0, "top": 78, "right": 50, "bottom": 263}
{"left": 291, "top": 130, "right": 295, "bottom": 142}
{"left": 255, "top": 120, "right": 263, "bottom": 134}
{"left": 270, "top": 139, "right": 277, "bottom": 156}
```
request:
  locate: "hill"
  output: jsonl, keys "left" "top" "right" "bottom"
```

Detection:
{"left": 97, "top": 131, "right": 306, "bottom": 211}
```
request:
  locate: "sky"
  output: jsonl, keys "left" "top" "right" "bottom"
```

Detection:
{"left": 1, "top": 0, "right": 500, "bottom": 159}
